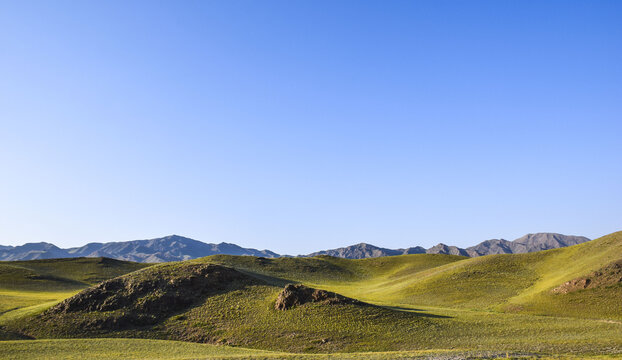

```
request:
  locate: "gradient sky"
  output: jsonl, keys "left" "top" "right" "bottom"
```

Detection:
{"left": 1, "top": 1, "right": 621, "bottom": 254}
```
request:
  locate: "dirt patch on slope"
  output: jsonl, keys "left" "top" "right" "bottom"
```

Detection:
{"left": 552, "top": 260, "right": 622, "bottom": 294}
{"left": 43, "top": 263, "right": 263, "bottom": 329}
{"left": 275, "top": 284, "right": 365, "bottom": 310}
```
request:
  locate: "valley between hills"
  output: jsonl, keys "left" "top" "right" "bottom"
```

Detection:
{"left": 1, "top": 231, "right": 622, "bottom": 359}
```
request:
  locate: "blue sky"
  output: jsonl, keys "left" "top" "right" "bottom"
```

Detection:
{"left": 1, "top": 1, "right": 621, "bottom": 254}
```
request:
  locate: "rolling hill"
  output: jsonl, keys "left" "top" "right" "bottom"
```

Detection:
{"left": 0, "top": 257, "right": 150, "bottom": 338}
{"left": 0, "top": 230, "right": 619, "bottom": 357}
{"left": 206, "top": 231, "right": 622, "bottom": 319}
{"left": 0, "top": 257, "right": 149, "bottom": 292}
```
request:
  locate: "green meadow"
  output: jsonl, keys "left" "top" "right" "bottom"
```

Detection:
{"left": 1, "top": 232, "right": 622, "bottom": 358}
{"left": 0, "top": 257, "right": 149, "bottom": 330}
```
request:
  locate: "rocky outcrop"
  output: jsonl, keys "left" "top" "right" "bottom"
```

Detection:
{"left": 275, "top": 284, "right": 365, "bottom": 310}
{"left": 46, "top": 263, "right": 262, "bottom": 329}
{"left": 552, "top": 260, "right": 622, "bottom": 294}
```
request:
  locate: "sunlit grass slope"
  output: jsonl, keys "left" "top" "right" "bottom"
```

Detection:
{"left": 0, "top": 257, "right": 150, "bottom": 325}
{"left": 206, "top": 231, "right": 622, "bottom": 319}
{"left": 0, "top": 257, "right": 150, "bottom": 292}
{"left": 204, "top": 253, "right": 467, "bottom": 293}
{"left": 359, "top": 231, "right": 622, "bottom": 317}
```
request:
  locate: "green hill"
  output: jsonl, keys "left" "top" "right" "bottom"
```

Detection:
{"left": 0, "top": 257, "right": 150, "bottom": 327}
{"left": 0, "top": 257, "right": 150, "bottom": 292}
{"left": 1, "top": 232, "right": 622, "bottom": 356}
{"left": 206, "top": 232, "right": 622, "bottom": 319}
{"left": 17, "top": 261, "right": 433, "bottom": 352}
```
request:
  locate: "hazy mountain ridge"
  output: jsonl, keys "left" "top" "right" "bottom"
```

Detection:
{"left": 0, "top": 233, "right": 590, "bottom": 262}
{"left": 304, "top": 233, "right": 590, "bottom": 259}
{"left": 0, "top": 235, "right": 279, "bottom": 263}
{"left": 425, "top": 243, "right": 470, "bottom": 257}
{"left": 306, "top": 243, "right": 426, "bottom": 259}
{"left": 464, "top": 233, "right": 590, "bottom": 257}
{"left": 0, "top": 242, "right": 69, "bottom": 261}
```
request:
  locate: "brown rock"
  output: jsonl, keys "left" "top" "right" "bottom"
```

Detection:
{"left": 274, "top": 284, "right": 364, "bottom": 310}
{"left": 552, "top": 260, "right": 622, "bottom": 294}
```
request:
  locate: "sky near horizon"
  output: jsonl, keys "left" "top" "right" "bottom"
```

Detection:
{"left": 1, "top": 1, "right": 621, "bottom": 254}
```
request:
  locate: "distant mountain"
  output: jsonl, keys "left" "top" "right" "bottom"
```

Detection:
{"left": 426, "top": 243, "right": 470, "bottom": 257}
{"left": 305, "top": 233, "right": 590, "bottom": 259}
{"left": 0, "top": 235, "right": 279, "bottom": 263}
{"left": 0, "top": 232, "right": 591, "bottom": 262}
{"left": 464, "top": 239, "right": 513, "bottom": 256}
{"left": 307, "top": 243, "right": 425, "bottom": 259}
{"left": 465, "top": 233, "right": 590, "bottom": 257}
{"left": 0, "top": 242, "right": 70, "bottom": 261}
{"left": 507, "top": 233, "right": 589, "bottom": 253}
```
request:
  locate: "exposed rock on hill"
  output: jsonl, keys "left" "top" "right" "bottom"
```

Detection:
{"left": 275, "top": 284, "right": 365, "bottom": 310}
{"left": 46, "top": 263, "right": 263, "bottom": 329}
{"left": 552, "top": 260, "right": 622, "bottom": 294}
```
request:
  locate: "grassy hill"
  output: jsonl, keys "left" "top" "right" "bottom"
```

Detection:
{"left": 0, "top": 257, "right": 150, "bottom": 330}
{"left": 207, "top": 232, "right": 622, "bottom": 319}
{"left": 1, "top": 232, "right": 622, "bottom": 357}
{"left": 0, "top": 257, "right": 150, "bottom": 291}
{"left": 15, "top": 261, "right": 434, "bottom": 352}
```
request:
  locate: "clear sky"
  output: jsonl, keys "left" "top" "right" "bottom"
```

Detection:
{"left": 1, "top": 1, "right": 621, "bottom": 254}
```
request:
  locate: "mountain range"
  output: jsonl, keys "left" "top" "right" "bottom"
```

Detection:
{"left": 0, "top": 233, "right": 590, "bottom": 262}
{"left": 311, "top": 233, "right": 590, "bottom": 258}
{"left": 0, "top": 235, "right": 279, "bottom": 262}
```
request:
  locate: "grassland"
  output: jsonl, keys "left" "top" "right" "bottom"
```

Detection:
{"left": 1, "top": 232, "right": 622, "bottom": 358}
{"left": 0, "top": 338, "right": 621, "bottom": 360}
{"left": 0, "top": 257, "right": 149, "bottom": 328}
{"left": 206, "top": 231, "right": 622, "bottom": 320}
